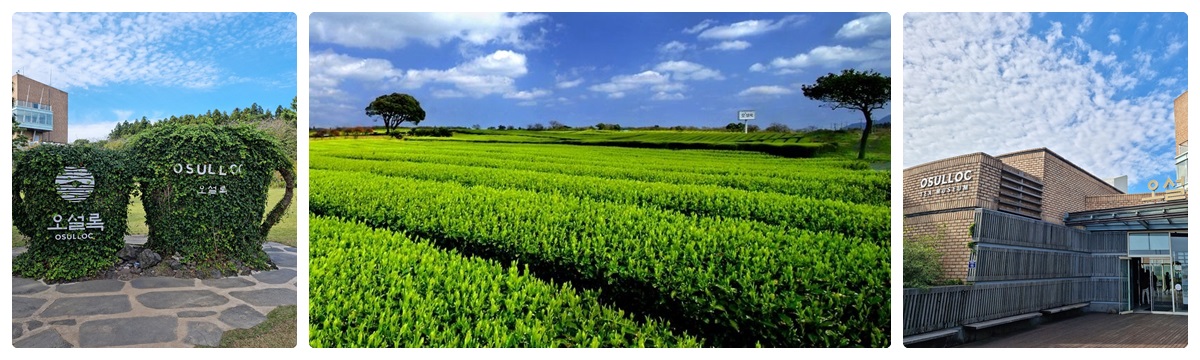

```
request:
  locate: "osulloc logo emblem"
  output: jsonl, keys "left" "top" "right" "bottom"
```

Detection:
{"left": 55, "top": 167, "right": 95, "bottom": 203}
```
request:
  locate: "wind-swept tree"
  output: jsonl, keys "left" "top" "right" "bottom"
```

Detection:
{"left": 365, "top": 93, "right": 426, "bottom": 135}
{"left": 801, "top": 69, "right": 891, "bottom": 160}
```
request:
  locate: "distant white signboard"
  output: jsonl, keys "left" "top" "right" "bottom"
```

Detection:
{"left": 738, "top": 110, "right": 756, "bottom": 120}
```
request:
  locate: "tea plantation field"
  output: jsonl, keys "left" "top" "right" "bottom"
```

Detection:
{"left": 309, "top": 137, "right": 890, "bottom": 347}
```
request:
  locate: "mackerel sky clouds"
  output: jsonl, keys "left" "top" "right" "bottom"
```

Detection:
{"left": 309, "top": 12, "right": 891, "bottom": 130}
{"left": 11, "top": 12, "right": 297, "bottom": 142}
{"left": 904, "top": 13, "right": 1187, "bottom": 190}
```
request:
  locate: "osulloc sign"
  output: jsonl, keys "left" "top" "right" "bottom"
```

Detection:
{"left": 12, "top": 146, "right": 136, "bottom": 281}
{"left": 917, "top": 170, "right": 975, "bottom": 198}
{"left": 126, "top": 123, "right": 295, "bottom": 270}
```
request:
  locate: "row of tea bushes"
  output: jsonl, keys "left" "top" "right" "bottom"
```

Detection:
{"left": 309, "top": 216, "right": 701, "bottom": 348}
{"left": 312, "top": 155, "right": 888, "bottom": 243}
{"left": 311, "top": 169, "right": 889, "bottom": 347}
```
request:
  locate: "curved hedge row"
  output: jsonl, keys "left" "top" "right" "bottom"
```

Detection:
{"left": 125, "top": 123, "right": 295, "bottom": 269}
{"left": 311, "top": 169, "right": 890, "bottom": 347}
{"left": 309, "top": 216, "right": 702, "bottom": 348}
{"left": 311, "top": 155, "right": 888, "bottom": 243}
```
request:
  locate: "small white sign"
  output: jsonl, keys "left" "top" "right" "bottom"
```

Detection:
{"left": 738, "top": 110, "right": 756, "bottom": 121}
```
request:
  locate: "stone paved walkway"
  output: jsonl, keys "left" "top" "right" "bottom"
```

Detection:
{"left": 12, "top": 241, "right": 297, "bottom": 348}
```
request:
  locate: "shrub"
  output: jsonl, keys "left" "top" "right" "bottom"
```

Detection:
{"left": 903, "top": 230, "right": 946, "bottom": 289}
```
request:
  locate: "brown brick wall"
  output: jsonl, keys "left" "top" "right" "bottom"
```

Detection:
{"left": 1085, "top": 193, "right": 1146, "bottom": 211}
{"left": 1176, "top": 91, "right": 1188, "bottom": 155}
{"left": 12, "top": 74, "right": 68, "bottom": 144}
{"left": 904, "top": 210, "right": 976, "bottom": 282}
{"left": 903, "top": 153, "right": 1003, "bottom": 216}
{"left": 998, "top": 149, "right": 1122, "bottom": 224}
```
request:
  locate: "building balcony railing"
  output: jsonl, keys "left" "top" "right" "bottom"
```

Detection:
{"left": 13, "top": 100, "right": 52, "bottom": 112}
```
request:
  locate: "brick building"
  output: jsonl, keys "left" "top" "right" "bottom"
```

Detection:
{"left": 904, "top": 91, "right": 1188, "bottom": 316}
{"left": 12, "top": 73, "right": 68, "bottom": 145}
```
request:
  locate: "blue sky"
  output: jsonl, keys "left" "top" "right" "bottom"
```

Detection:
{"left": 310, "top": 12, "right": 891, "bottom": 130}
{"left": 11, "top": 12, "right": 297, "bottom": 142}
{"left": 904, "top": 13, "right": 1187, "bottom": 193}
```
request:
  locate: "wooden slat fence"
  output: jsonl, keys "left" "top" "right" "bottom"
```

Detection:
{"left": 904, "top": 279, "right": 1093, "bottom": 336}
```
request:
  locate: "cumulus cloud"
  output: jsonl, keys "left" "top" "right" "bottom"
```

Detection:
{"left": 683, "top": 19, "right": 717, "bottom": 34}
{"left": 311, "top": 12, "right": 546, "bottom": 50}
{"left": 556, "top": 77, "right": 584, "bottom": 89}
{"left": 708, "top": 40, "right": 751, "bottom": 51}
{"left": 696, "top": 15, "right": 807, "bottom": 40}
{"left": 738, "top": 85, "right": 794, "bottom": 97}
{"left": 653, "top": 61, "right": 724, "bottom": 80}
{"left": 12, "top": 13, "right": 291, "bottom": 90}
{"left": 835, "top": 13, "right": 890, "bottom": 39}
{"left": 310, "top": 49, "right": 545, "bottom": 123}
{"left": 589, "top": 61, "right": 723, "bottom": 100}
{"left": 658, "top": 40, "right": 692, "bottom": 54}
{"left": 1077, "top": 13, "right": 1093, "bottom": 33}
{"left": 753, "top": 40, "right": 889, "bottom": 74}
{"left": 1108, "top": 29, "right": 1121, "bottom": 44}
{"left": 904, "top": 12, "right": 1178, "bottom": 183}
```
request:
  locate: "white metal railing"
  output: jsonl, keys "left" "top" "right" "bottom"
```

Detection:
{"left": 13, "top": 100, "right": 52, "bottom": 112}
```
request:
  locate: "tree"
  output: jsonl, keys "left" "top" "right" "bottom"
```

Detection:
{"left": 12, "top": 115, "right": 29, "bottom": 150}
{"left": 801, "top": 69, "right": 890, "bottom": 160}
{"left": 365, "top": 93, "right": 426, "bottom": 135}
{"left": 765, "top": 122, "right": 792, "bottom": 133}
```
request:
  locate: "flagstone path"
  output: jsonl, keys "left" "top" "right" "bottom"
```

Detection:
{"left": 12, "top": 240, "right": 297, "bottom": 348}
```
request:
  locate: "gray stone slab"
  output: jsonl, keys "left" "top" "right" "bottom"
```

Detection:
{"left": 178, "top": 310, "right": 218, "bottom": 318}
{"left": 252, "top": 269, "right": 296, "bottom": 284}
{"left": 124, "top": 235, "right": 149, "bottom": 245}
{"left": 201, "top": 277, "right": 255, "bottom": 289}
{"left": 28, "top": 320, "right": 43, "bottom": 330}
{"left": 219, "top": 305, "right": 266, "bottom": 329}
{"left": 12, "top": 322, "right": 22, "bottom": 339}
{"left": 136, "top": 290, "right": 229, "bottom": 309}
{"left": 13, "top": 277, "right": 49, "bottom": 295}
{"left": 41, "top": 295, "right": 131, "bottom": 318}
{"left": 183, "top": 321, "right": 223, "bottom": 347}
{"left": 13, "top": 296, "right": 47, "bottom": 318}
{"left": 268, "top": 252, "right": 296, "bottom": 268}
{"left": 229, "top": 288, "right": 297, "bottom": 307}
{"left": 57, "top": 279, "right": 125, "bottom": 294}
{"left": 14, "top": 329, "right": 73, "bottom": 348}
{"left": 79, "top": 316, "right": 177, "bottom": 347}
{"left": 130, "top": 277, "right": 194, "bottom": 289}
{"left": 49, "top": 319, "right": 76, "bottom": 326}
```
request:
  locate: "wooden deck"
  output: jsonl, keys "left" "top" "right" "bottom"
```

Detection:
{"left": 957, "top": 313, "right": 1187, "bottom": 348}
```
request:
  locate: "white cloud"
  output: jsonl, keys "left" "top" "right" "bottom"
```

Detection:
{"left": 658, "top": 41, "right": 692, "bottom": 54}
{"left": 651, "top": 92, "right": 686, "bottom": 101}
{"left": 738, "top": 85, "right": 794, "bottom": 97}
{"left": 112, "top": 110, "right": 135, "bottom": 121}
{"left": 1077, "top": 14, "right": 1093, "bottom": 33}
{"left": 504, "top": 88, "right": 551, "bottom": 100}
{"left": 708, "top": 40, "right": 751, "bottom": 51}
{"left": 696, "top": 15, "right": 807, "bottom": 40}
{"left": 1108, "top": 29, "right": 1121, "bottom": 44}
{"left": 1164, "top": 37, "right": 1185, "bottom": 58}
{"left": 69, "top": 121, "right": 122, "bottom": 142}
{"left": 432, "top": 89, "right": 466, "bottom": 98}
{"left": 756, "top": 40, "right": 889, "bottom": 74}
{"left": 11, "top": 13, "right": 288, "bottom": 90}
{"left": 310, "top": 13, "right": 546, "bottom": 50}
{"left": 904, "top": 12, "right": 1177, "bottom": 184}
{"left": 683, "top": 19, "right": 717, "bottom": 34}
{"left": 653, "top": 61, "right": 724, "bottom": 80}
{"left": 556, "top": 77, "right": 584, "bottom": 89}
{"left": 589, "top": 71, "right": 671, "bottom": 94}
{"left": 835, "top": 13, "right": 890, "bottom": 39}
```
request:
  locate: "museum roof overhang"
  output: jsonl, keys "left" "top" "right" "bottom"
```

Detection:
{"left": 1064, "top": 199, "right": 1188, "bottom": 232}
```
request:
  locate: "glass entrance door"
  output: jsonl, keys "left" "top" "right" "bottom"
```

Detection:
{"left": 1143, "top": 258, "right": 1174, "bottom": 312}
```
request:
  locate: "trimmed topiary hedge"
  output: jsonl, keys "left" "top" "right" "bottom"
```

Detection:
{"left": 125, "top": 123, "right": 295, "bottom": 270}
{"left": 12, "top": 145, "right": 136, "bottom": 281}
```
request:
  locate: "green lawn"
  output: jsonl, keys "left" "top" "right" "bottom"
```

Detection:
{"left": 12, "top": 187, "right": 297, "bottom": 248}
{"left": 211, "top": 305, "right": 297, "bottom": 348}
